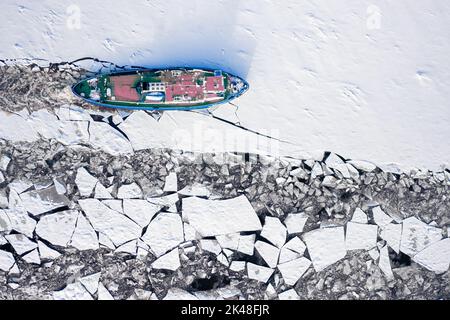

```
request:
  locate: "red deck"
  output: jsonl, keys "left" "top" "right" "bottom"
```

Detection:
{"left": 111, "top": 75, "right": 140, "bottom": 101}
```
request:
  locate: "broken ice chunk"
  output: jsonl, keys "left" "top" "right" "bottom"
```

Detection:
{"left": 151, "top": 248, "right": 180, "bottom": 271}
{"left": 0, "top": 209, "right": 11, "bottom": 232}
{"left": 217, "top": 253, "right": 229, "bottom": 266}
{"left": 230, "top": 261, "right": 246, "bottom": 272}
{"left": 260, "top": 217, "right": 287, "bottom": 248}
{"left": 117, "top": 183, "right": 142, "bottom": 199}
{"left": 163, "top": 172, "right": 178, "bottom": 192}
{"left": 94, "top": 182, "right": 113, "bottom": 199}
{"left": 345, "top": 222, "right": 378, "bottom": 251}
{"left": 255, "top": 241, "right": 280, "bottom": 268}
{"left": 283, "top": 212, "right": 308, "bottom": 234}
{"left": 0, "top": 155, "right": 11, "bottom": 171}
{"left": 380, "top": 223, "right": 402, "bottom": 254}
{"left": 283, "top": 237, "right": 306, "bottom": 255}
{"left": 79, "top": 272, "right": 101, "bottom": 295}
{"left": 89, "top": 121, "right": 133, "bottom": 156}
{"left": 98, "top": 283, "right": 114, "bottom": 300}
{"left": 310, "top": 162, "right": 323, "bottom": 179}
{"left": 351, "top": 208, "right": 368, "bottom": 224}
{"left": 216, "top": 233, "right": 240, "bottom": 251}
{"left": 147, "top": 193, "right": 179, "bottom": 212}
{"left": 400, "top": 217, "right": 442, "bottom": 256}
{"left": 278, "top": 247, "right": 301, "bottom": 264}
{"left": 178, "top": 184, "right": 211, "bottom": 198}
{"left": 372, "top": 206, "right": 393, "bottom": 228}
{"left": 0, "top": 249, "right": 16, "bottom": 272}
{"left": 69, "top": 213, "right": 99, "bottom": 251}
{"left": 38, "top": 241, "right": 61, "bottom": 260}
{"left": 53, "top": 282, "right": 93, "bottom": 300}
{"left": 200, "top": 239, "right": 222, "bottom": 255}
{"left": 0, "top": 171, "right": 4, "bottom": 184}
{"left": 8, "top": 180, "right": 33, "bottom": 194}
{"left": 78, "top": 199, "right": 141, "bottom": 247}
{"left": 5, "top": 234, "right": 37, "bottom": 255}
{"left": 19, "top": 185, "right": 70, "bottom": 216}
{"left": 3, "top": 208, "right": 36, "bottom": 237}
{"left": 141, "top": 212, "right": 184, "bottom": 257}
{"left": 247, "top": 263, "right": 274, "bottom": 283}
{"left": 101, "top": 199, "right": 123, "bottom": 213}
{"left": 378, "top": 245, "right": 394, "bottom": 280}
{"left": 98, "top": 232, "right": 116, "bottom": 250}
{"left": 22, "top": 249, "right": 40, "bottom": 265}
{"left": 122, "top": 199, "right": 161, "bottom": 228}
{"left": 163, "top": 288, "right": 198, "bottom": 300}
{"left": 412, "top": 238, "right": 450, "bottom": 274}
{"left": 182, "top": 196, "right": 262, "bottom": 237}
{"left": 36, "top": 210, "right": 78, "bottom": 247}
{"left": 75, "top": 168, "right": 98, "bottom": 197}
{"left": 304, "top": 227, "right": 347, "bottom": 272}
{"left": 278, "top": 289, "right": 300, "bottom": 300}
{"left": 368, "top": 247, "right": 379, "bottom": 261}
{"left": 237, "top": 234, "right": 256, "bottom": 256}
{"left": 277, "top": 257, "right": 311, "bottom": 286}
{"left": 115, "top": 240, "right": 138, "bottom": 255}
{"left": 183, "top": 223, "right": 198, "bottom": 241}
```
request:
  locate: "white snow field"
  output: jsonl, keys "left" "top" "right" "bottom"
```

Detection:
{"left": 1, "top": 0, "right": 450, "bottom": 171}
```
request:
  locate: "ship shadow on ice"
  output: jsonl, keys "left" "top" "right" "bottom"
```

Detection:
{"left": 130, "top": 0, "right": 256, "bottom": 79}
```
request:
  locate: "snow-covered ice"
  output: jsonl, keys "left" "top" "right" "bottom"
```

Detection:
{"left": 254, "top": 241, "right": 280, "bottom": 268}
{"left": 247, "top": 263, "right": 274, "bottom": 283}
{"left": 400, "top": 217, "right": 442, "bottom": 256}
{"left": 277, "top": 257, "right": 311, "bottom": 286}
{"left": 35, "top": 210, "right": 78, "bottom": 247}
{"left": 182, "top": 196, "right": 262, "bottom": 237}
{"left": 380, "top": 223, "right": 402, "bottom": 254}
{"left": 283, "top": 213, "right": 308, "bottom": 234}
{"left": 304, "top": 227, "right": 347, "bottom": 272}
{"left": 260, "top": 217, "right": 287, "bottom": 248}
{"left": 412, "top": 238, "right": 450, "bottom": 274}
{"left": 151, "top": 248, "right": 180, "bottom": 271}
{"left": 141, "top": 212, "right": 184, "bottom": 257}
{"left": 345, "top": 222, "right": 378, "bottom": 251}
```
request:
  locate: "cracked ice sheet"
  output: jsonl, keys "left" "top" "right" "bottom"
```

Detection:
{"left": 182, "top": 196, "right": 262, "bottom": 237}
{"left": 119, "top": 110, "right": 278, "bottom": 155}
{"left": 78, "top": 199, "right": 141, "bottom": 247}
{"left": 19, "top": 185, "right": 70, "bottom": 216}
{"left": 304, "top": 227, "right": 347, "bottom": 272}
{"left": 400, "top": 217, "right": 442, "bottom": 256}
{"left": 413, "top": 238, "right": 450, "bottom": 274}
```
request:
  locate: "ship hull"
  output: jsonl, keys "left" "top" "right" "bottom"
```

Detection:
{"left": 72, "top": 67, "right": 249, "bottom": 111}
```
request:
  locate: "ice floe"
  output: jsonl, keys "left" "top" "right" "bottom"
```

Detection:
{"left": 5, "top": 234, "right": 37, "bottom": 255}
{"left": 200, "top": 239, "right": 221, "bottom": 255}
{"left": 22, "top": 249, "right": 40, "bottom": 264}
{"left": 36, "top": 210, "right": 78, "bottom": 247}
{"left": 260, "top": 217, "right": 287, "bottom": 248}
{"left": 237, "top": 234, "right": 256, "bottom": 256}
{"left": 89, "top": 121, "right": 133, "bottom": 156}
{"left": 117, "top": 183, "right": 142, "bottom": 199}
{"left": 19, "top": 185, "right": 69, "bottom": 216}
{"left": 255, "top": 241, "right": 280, "bottom": 268}
{"left": 277, "top": 257, "right": 311, "bottom": 286}
{"left": 182, "top": 196, "right": 262, "bottom": 237}
{"left": 283, "top": 212, "right": 308, "bottom": 234}
{"left": 98, "top": 283, "right": 114, "bottom": 300}
{"left": 53, "top": 282, "right": 93, "bottom": 300}
{"left": 78, "top": 199, "right": 141, "bottom": 247}
{"left": 163, "top": 172, "right": 178, "bottom": 192}
{"left": 351, "top": 208, "right": 368, "bottom": 224}
{"left": 345, "top": 222, "right": 378, "bottom": 251}
{"left": 0, "top": 249, "right": 16, "bottom": 271}
{"left": 278, "top": 289, "right": 300, "bottom": 300}
{"left": 122, "top": 199, "right": 161, "bottom": 228}
{"left": 372, "top": 206, "right": 393, "bottom": 228}
{"left": 75, "top": 168, "right": 98, "bottom": 197}
{"left": 0, "top": 111, "right": 39, "bottom": 143}
{"left": 216, "top": 233, "right": 240, "bottom": 251}
{"left": 378, "top": 245, "right": 394, "bottom": 280}
{"left": 304, "top": 227, "right": 347, "bottom": 272}
{"left": 380, "top": 223, "right": 402, "bottom": 254}
{"left": 69, "top": 213, "right": 99, "bottom": 251}
{"left": 79, "top": 272, "right": 101, "bottom": 295}
{"left": 141, "top": 212, "right": 184, "bottom": 257}
{"left": 400, "top": 217, "right": 442, "bottom": 256}
{"left": 412, "top": 238, "right": 450, "bottom": 274}
{"left": 247, "top": 262, "right": 274, "bottom": 283}
{"left": 151, "top": 248, "right": 180, "bottom": 271}
{"left": 38, "top": 240, "right": 61, "bottom": 260}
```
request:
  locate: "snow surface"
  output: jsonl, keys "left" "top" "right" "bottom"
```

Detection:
{"left": 1, "top": 0, "right": 450, "bottom": 170}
